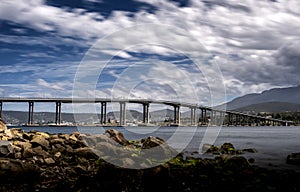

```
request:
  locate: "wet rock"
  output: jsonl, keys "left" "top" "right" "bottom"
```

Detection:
{"left": 0, "top": 119, "right": 7, "bottom": 130}
{"left": 205, "top": 145, "right": 220, "bottom": 154}
{"left": 105, "top": 129, "right": 129, "bottom": 146}
{"left": 225, "top": 156, "right": 250, "bottom": 170}
{"left": 286, "top": 153, "right": 300, "bottom": 166}
{"left": 220, "top": 142, "right": 235, "bottom": 154}
{"left": 242, "top": 148, "right": 258, "bottom": 153}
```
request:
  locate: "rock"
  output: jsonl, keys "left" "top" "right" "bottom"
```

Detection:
{"left": 242, "top": 148, "right": 258, "bottom": 153}
{"left": 0, "top": 119, "right": 7, "bottom": 130}
{"left": 74, "top": 147, "right": 98, "bottom": 159}
{"left": 105, "top": 129, "right": 129, "bottom": 146}
{"left": 202, "top": 144, "right": 212, "bottom": 153}
{"left": 0, "top": 144, "right": 10, "bottom": 156}
{"left": 225, "top": 156, "right": 250, "bottom": 169}
{"left": 31, "top": 135, "right": 49, "bottom": 149}
{"left": 32, "top": 146, "right": 50, "bottom": 158}
{"left": 44, "top": 157, "right": 55, "bottom": 165}
{"left": 286, "top": 153, "right": 300, "bottom": 165}
{"left": 141, "top": 136, "right": 165, "bottom": 149}
{"left": 23, "top": 148, "right": 35, "bottom": 158}
{"left": 0, "top": 159, "right": 23, "bottom": 172}
{"left": 220, "top": 143, "right": 235, "bottom": 154}
{"left": 54, "top": 152, "right": 61, "bottom": 158}
{"left": 13, "top": 141, "right": 32, "bottom": 150}
{"left": 205, "top": 145, "right": 220, "bottom": 154}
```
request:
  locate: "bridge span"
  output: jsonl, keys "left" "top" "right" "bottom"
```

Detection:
{"left": 0, "top": 98, "right": 293, "bottom": 126}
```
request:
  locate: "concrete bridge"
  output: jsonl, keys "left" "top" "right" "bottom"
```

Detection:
{"left": 0, "top": 98, "right": 294, "bottom": 126}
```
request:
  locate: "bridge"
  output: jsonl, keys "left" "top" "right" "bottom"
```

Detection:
{"left": 0, "top": 98, "right": 294, "bottom": 126}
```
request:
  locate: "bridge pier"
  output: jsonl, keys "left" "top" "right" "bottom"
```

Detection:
{"left": 227, "top": 113, "right": 232, "bottom": 126}
{"left": 100, "top": 102, "right": 107, "bottom": 124}
{"left": 173, "top": 105, "right": 180, "bottom": 125}
{"left": 119, "top": 102, "right": 126, "bottom": 126}
{"left": 28, "top": 101, "right": 34, "bottom": 125}
{"left": 143, "top": 103, "right": 150, "bottom": 124}
{"left": 55, "top": 101, "right": 62, "bottom": 125}
{"left": 190, "top": 107, "right": 196, "bottom": 126}
{"left": 0, "top": 101, "right": 2, "bottom": 119}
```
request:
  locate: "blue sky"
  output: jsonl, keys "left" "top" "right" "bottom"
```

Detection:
{"left": 1, "top": 0, "right": 300, "bottom": 112}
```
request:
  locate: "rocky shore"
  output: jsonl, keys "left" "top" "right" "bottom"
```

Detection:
{"left": 0, "top": 121, "right": 299, "bottom": 192}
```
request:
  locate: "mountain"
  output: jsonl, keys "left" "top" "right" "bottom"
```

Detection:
{"left": 235, "top": 102, "right": 300, "bottom": 113}
{"left": 224, "top": 85, "right": 300, "bottom": 111}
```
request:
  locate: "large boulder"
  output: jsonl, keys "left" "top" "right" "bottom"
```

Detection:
{"left": 105, "top": 129, "right": 129, "bottom": 146}
{"left": 0, "top": 119, "right": 7, "bottom": 130}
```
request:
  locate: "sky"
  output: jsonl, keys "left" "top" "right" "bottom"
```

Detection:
{"left": 1, "top": 0, "right": 300, "bottom": 112}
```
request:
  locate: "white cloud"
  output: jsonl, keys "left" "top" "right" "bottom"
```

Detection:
{"left": 1, "top": 0, "right": 300, "bottom": 104}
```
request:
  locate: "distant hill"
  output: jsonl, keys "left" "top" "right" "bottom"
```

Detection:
{"left": 235, "top": 102, "right": 300, "bottom": 113}
{"left": 1, "top": 109, "right": 177, "bottom": 125}
{"left": 224, "top": 85, "right": 300, "bottom": 111}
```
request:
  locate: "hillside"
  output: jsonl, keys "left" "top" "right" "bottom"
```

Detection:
{"left": 224, "top": 85, "right": 300, "bottom": 110}
{"left": 234, "top": 102, "right": 300, "bottom": 113}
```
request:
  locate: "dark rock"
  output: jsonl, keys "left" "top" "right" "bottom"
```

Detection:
{"left": 225, "top": 156, "right": 250, "bottom": 170}
{"left": 74, "top": 147, "right": 98, "bottom": 159}
{"left": 105, "top": 129, "right": 129, "bottom": 146}
{"left": 242, "top": 148, "right": 258, "bottom": 153}
{"left": 286, "top": 153, "right": 300, "bottom": 165}
{"left": 141, "top": 136, "right": 165, "bottom": 149}
{"left": 205, "top": 145, "right": 220, "bottom": 154}
{"left": 220, "top": 142, "right": 235, "bottom": 154}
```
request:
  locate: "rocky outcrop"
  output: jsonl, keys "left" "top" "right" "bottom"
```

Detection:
{"left": 0, "top": 129, "right": 299, "bottom": 192}
{"left": 204, "top": 143, "right": 257, "bottom": 156}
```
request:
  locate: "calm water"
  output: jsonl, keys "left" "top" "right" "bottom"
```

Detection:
{"left": 9, "top": 125, "right": 300, "bottom": 171}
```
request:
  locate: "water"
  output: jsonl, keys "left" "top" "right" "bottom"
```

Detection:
{"left": 9, "top": 125, "right": 300, "bottom": 171}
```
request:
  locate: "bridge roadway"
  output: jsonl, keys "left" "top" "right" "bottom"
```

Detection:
{"left": 0, "top": 98, "right": 293, "bottom": 126}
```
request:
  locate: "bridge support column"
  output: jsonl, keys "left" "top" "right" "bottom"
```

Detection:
{"left": 0, "top": 101, "right": 2, "bottom": 119}
{"left": 190, "top": 107, "right": 196, "bottom": 126}
{"left": 227, "top": 113, "right": 231, "bottom": 126}
{"left": 55, "top": 101, "right": 62, "bottom": 125}
{"left": 28, "top": 101, "right": 34, "bottom": 125}
{"left": 100, "top": 102, "right": 107, "bottom": 124}
{"left": 143, "top": 103, "right": 150, "bottom": 124}
{"left": 173, "top": 105, "right": 180, "bottom": 125}
{"left": 119, "top": 102, "right": 126, "bottom": 126}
